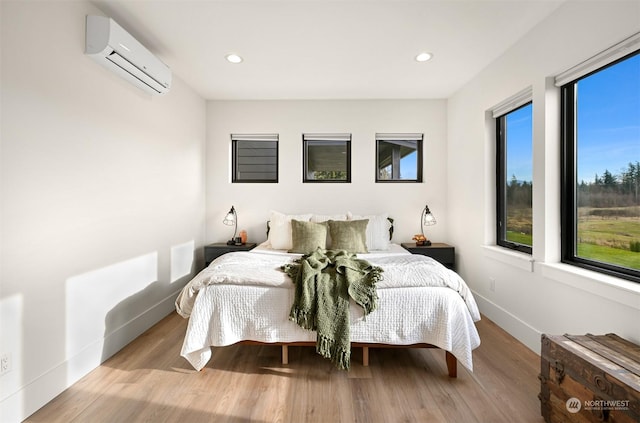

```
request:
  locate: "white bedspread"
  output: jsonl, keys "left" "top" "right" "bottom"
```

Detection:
{"left": 177, "top": 244, "right": 481, "bottom": 371}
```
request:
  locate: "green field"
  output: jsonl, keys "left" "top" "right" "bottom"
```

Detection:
{"left": 506, "top": 207, "right": 533, "bottom": 246}
{"left": 577, "top": 207, "right": 640, "bottom": 270}
{"left": 506, "top": 231, "right": 532, "bottom": 245}
{"left": 577, "top": 243, "right": 640, "bottom": 269}
{"left": 505, "top": 206, "right": 640, "bottom": 270}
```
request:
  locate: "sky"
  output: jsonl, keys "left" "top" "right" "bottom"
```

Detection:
{"left": 400, "top": 151, "right": 417, "bottom": 179}
{"left": 576, "top": 52, "right": 640, "bottom": 184}
{"left": 505, "top": 103, "right": 533, "bottom": 183}
{"left": 504, "top": 52, "right": 639, "bottom": 185}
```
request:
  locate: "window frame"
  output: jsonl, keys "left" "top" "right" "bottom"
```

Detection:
{"left": 375, "top": 133, "right": 423, "bottom": 183}
{"left": 560, "top": 50, "right": 640, "bottom": 283}
{"left": 495, "top": 101, "right": 533, "bottom": 255}
{"left": 302, "top": 133, "right": 352, "bottom": 183}
{"left": 231, "top": 134, "right": 279, "bottom": 183}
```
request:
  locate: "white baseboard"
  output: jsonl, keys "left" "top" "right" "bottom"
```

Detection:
{"left": 472, "top": 290, "right": 542, "bottom": 356}
{"left": 0, "top": 290, "right": 180, "bottom": 423}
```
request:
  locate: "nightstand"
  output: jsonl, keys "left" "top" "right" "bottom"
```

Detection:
{"left": 401, "top": 242, "right": 455, "bottom": 270}
{"left": 204, "top": 242, "right": 257, "bottom": 267}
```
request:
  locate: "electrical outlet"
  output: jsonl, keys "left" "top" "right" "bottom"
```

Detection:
{"left": 489, "top": 278, "right": 496, "bottom": 292}
{"left": 1, "top": 353, "right": 10, "bottom": 376}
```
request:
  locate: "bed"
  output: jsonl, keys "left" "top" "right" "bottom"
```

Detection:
{"left": 176, "top": 212, "right": 481, "bottom": 376}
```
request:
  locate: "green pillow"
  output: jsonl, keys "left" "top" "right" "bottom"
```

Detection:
{"left": 289, "top": 220, "right": 328, "bottom": 253}
{"left": 328, "top": 219, "right": 369, "bottom": 253}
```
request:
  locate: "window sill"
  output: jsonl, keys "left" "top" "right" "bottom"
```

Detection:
{"left": 482, "top": 245, "right": 534, "bottom": 272}
{"left": 540, "top": 262, "right": 640, "bottom": 309}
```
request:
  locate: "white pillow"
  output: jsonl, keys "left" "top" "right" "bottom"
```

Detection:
{"left": 311, "top": 213, "right": 348, "bottom": 223}
{"left": 347, "top": 212, "right": 391, "bottom": 250}
{"left": 268, "top": 211, "right": 313, "bottom": 250}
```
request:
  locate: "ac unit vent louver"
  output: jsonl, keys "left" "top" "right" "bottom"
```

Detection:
{"left": 85, "top": 15, "right": 171, "bottom": 95}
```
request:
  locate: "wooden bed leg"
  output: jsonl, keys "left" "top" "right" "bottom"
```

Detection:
{"left": 445, "top": 351, "right": 457, "bottom": 378}
{"left": 282, "top": 345, "right": 288, "bottom": 365}
{"left": 362, "top": 347, "right": 369, "bottom": 367}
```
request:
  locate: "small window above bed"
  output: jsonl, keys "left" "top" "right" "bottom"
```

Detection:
{"left": 303, "top": 133, "right": 351, "bottom": 183}
{"left": 232, "top": 134, "right": 278, "bottom": 183}
{"left": 375, "top": 133, "right": 423, "bottom": 182}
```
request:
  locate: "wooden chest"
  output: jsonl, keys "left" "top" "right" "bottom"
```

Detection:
{"left": 539, "top": 334, "right": 640, "bottom": 423}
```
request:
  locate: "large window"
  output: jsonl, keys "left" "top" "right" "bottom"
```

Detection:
{"left": 560, "top": 47, "right": 640, "bottom": 282}
{"left": 496, "top": 101, "right": 533, "bottom": 254}
{"left": 303, "top": 133, "right": 351, "bottom": 182}
{"left": 375, "top": 133, "right": 423, "bottom": 182}
{"left": 232, "top": 134, "right": 278, "bottom": 183}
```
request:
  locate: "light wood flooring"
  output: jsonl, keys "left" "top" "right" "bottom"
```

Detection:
{"left": 27, "top": 313, "right": 544, "bottom": 422}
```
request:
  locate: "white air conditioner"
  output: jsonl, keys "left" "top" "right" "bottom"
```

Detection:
{"left": 85, "top": 15, "right": 171, "bottom": 95}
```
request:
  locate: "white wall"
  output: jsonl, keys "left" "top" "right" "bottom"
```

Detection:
{"left": 447, "top": 0, "right": 640, "bottom": 353}
{"left": 0, "top": 2, "right": 206, "bottom": 421}
{"left": 206, "top": 100, "right": 448, "bottom": 245}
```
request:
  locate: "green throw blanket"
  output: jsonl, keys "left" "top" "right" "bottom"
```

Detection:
{"left": 282, "top": 248, "right": 382, "bottom": 370}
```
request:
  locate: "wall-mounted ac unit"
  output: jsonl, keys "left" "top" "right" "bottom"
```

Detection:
{"left": 85, "top": 15, "right": 171, "bottom": 95}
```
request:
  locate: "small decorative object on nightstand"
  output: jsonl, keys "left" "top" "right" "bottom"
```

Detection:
{"left": 204, "top": 242, "right": 257, "bottom": 267}
{"left": 412, "top": 233, "right": 429, "bottom": 246}
{"left": 401, "top": 242, "right": 455, "bottom": 270}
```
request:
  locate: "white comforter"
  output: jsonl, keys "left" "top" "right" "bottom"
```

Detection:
{"left": 177, "top": 244, "right": 481, "bottom": 371}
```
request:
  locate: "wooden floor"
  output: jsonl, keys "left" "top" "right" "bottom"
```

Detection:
{"left": 27, "top": 313, "right": 544, "bottom": 423}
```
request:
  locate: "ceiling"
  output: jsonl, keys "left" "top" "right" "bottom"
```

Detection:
{"left": 93, "top": 0, "right": 564, "bottom": 100}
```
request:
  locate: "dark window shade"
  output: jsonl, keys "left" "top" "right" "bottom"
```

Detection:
{"left": 232, "top": 135, "right": 278, "bottom": 183}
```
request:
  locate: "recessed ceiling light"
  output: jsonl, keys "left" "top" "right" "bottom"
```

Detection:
{"left": 225, "top": 53, "right": 243, "bottom": 64}
{"left": 415, "top": 52, "right": 433, "bottom": 62}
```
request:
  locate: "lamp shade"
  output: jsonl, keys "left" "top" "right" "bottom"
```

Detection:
{"left": 421, "top": 205, "right": 436, "bottom": 239}
{"left": 223, "top": 206, "right": 238, "bottom": 244}
{"left": 223, "top": 206, "right": 236, "bottom": 226}
{"left": 422, "top": 205, "right": 436, "bottom": 226}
